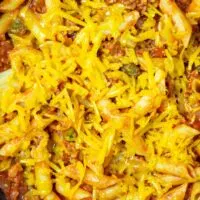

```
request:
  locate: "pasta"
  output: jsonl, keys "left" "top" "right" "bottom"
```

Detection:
{"left": 0, "top": 0, "right": 25, "bottom": 12}
{"left": 0, "top": 0, "right": 199, "bottom": 199}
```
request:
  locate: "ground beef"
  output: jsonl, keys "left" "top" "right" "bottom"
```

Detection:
{"left": 192, "top": 23, "right": 200, "bottom": 33}
{"left": 3, "top": 111, "right": 17, "bottom": 123}
{"left": 75, "top": 0, "right": 82, "bottom": 5}
{"left": 135, "top": 16, "right": 147, "bottom": 30}
{"left": 165, "top": 76, "right": 175, "bottom": 97}
{"left": 102, "top": 41, "right": 125, "bottom": 57}
{"left": 63, "top": 35, "right": 73, "bottom": 46}
{"left": 151, "top": 47, "right": 165, "bottom": 58}
{"left": 45, "top": 119, "right": 71, "bottom": 134}
{"left": 135, "top": 0, "right": 148, "bottom": 12}
{"left": 135, "top": 39, "right": 154, "bottom": 55}
{"left": 175, "top": 0, "right": 192, "bottom": 12}
{"left": 186, "top": 70, "right": 199, "bottom": 94}
{"left": 63, "top": 141, "right": 79, "bottom": 164}
{"left": 192, "top": 23, "right": 200, "bottom": 46}
{"left": 0, "top": 163, "right": 27, "bottom": 200}
{"left": 29, "top": 0, "right": 46, "bottom": 14}
{"left": 183, "top": 71, "right": 200, "bottom": 130}
{"left": 135, "top": 39, "right": 166, "bottom": 58}
{"left": 110, "top": 42, "right": 125, "bottom": 56}
{"left": 0, "top": 37, "right": 13, "bottom": 72}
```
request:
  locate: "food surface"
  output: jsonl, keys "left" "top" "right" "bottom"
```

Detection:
{"left": 0, "top": 0, "right": 200, "bottom": 199}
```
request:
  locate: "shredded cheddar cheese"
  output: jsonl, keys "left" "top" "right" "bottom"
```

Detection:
{"left": 0, "top": 0, "right": 200, "bottom": 199}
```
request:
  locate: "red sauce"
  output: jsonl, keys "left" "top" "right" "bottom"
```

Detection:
{"left": 0, "top": 38, "right": 13, "bottom": 72}
{"left": 0, "top": 163, "right": 27, "bottom": 200}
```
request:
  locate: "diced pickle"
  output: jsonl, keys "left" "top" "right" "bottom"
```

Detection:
{"left": 64, "top": 128, "right": 76, "bottom": 142}
{"left": 120, "top": 63, "right": 141, "bottom": 77}
{"left": 9, "top": 18, "right": 26, "bottom": 35}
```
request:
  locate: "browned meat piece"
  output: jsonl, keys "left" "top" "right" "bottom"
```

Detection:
{"left": 151, "top": 47, "right": 166, "bottom": 58}
{"left": 3, "top": 111, "right": 17, "bottom": 123}
{"left": 183, "top": 70, "right": 200, "bottom": 130}
{"left": 75, "top": 0, "right": 82, "bottom": 5}
{"left": 46, "top": 120, "right": 71, "bottom": 134}
{"left": 64, "top": 35, "right": 73, "bottom": 46}
{"left": 29, "top": 0, "right": 46, "bottom": 14}
{"left": 192, "top": 23, "right": 200, "bottom": 46}
{"left": 0, "top": 37, "right": 13, "bottom": 72}
{"left": 110, "top": 42, "right": 125, "bottom": 56}
{"left": 0, "top": 163, "right": 27, "bottom": 200}
{"left": 175, "top": 0, "right": 192, "bottom": 11}
{"left": 135, "top": 39, "right": 154, "bottom": 56}
{"left": 63, "top": 141, "right": 79, "bottom": 164}
{"left": 135, "top": 16, "right": 147, "bottom": 30}
{"left": 103, "top": 41, "right": 125, "bottom": 57}
{"left": 135, "top": 39, "right": 166, "bottom": 58}
{"left": 136, "top": 0, "right": 148, "bottom": 12}
{"left": 165, "top": 76, "right": 174, "bottom": 97}
{"left": 186, "top": 70, "right": 199, "bottom": 94}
